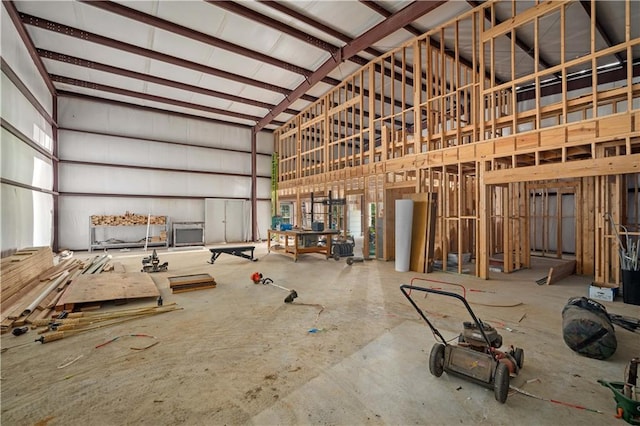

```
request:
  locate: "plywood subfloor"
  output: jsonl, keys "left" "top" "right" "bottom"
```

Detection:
{"left": 56, "top": 272, "right": 159, "bottom": 310}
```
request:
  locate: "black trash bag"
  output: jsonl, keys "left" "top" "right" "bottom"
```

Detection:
{"left": 561, "top": 297, "right": 617, "bottom": 360}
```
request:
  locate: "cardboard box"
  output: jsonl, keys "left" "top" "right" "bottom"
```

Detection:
{"left": 589, "top": 283, "right": 619, "bottom": 302}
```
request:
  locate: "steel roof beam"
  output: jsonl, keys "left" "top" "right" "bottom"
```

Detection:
{"left": 258, "top": 0, "right": 417, "bottom": 108}
{"left": 359, "top": 1, "right": 424, "bottom": 37}
{"left": 20, "top": 13, "right": 317, "bottom": 105}
{"left": 79, "top": 1, "right": 340, "bottom": 87}
{"left": 209, "top": 1, "right": 379, "bottom": 71}
{"left": 3, "top": 2, "right": 56, "bottom": 96}
{"left": 579, "top": 0, "right": 624, "bottom": 64}
{"left": 50, "top": 74, "right": 285, "bottom": 126}
{"left": 365, "top": 0, "right": 493, "bottom": 85}
{"left": 255, "top": 1, "right": 446, "bottom": 131}
{"left": 258, "top": 1, "right": 383, "bottom": 59}
{"left": 57, "top": 90, "right": 259, "bottom": 130}
{"left": 38, "top": 49, "right": 299, "bottom": 116}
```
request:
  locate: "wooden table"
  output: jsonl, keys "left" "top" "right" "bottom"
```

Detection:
{"left": 267, "top": 229, "right": 340, "bottom": 261}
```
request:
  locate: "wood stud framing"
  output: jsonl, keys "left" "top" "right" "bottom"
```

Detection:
{"left": 274, "top": 0, "right": 640, "bottom": 283}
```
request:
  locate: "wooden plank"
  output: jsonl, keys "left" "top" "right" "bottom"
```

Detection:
{"left": 56, "top": 272, "right": 159, "bottom": 310}
{"left": 546, "top": 260, "right": 576, "bottom": 285}
{"left": 494, "top": 137, "right": 515, "bottom": 154}
{"left": 516, "top": 133, "right": 539, "bottom": 151}
{"left": 476, "top": 141, "right": 494, "bottom": 158}
{"left": 458, "top": 145, "right": 476, "bottom": 162}
{"left": 482, "top": 1, "right": 566, "bottom": 42}
{"left": 405, "top": 193, "right": 428, "bottom": 273}
{"left": 171, "top": 284, "right": 216, "bottom": 294}
{"left": 168, "top": 274, "right": 216, "bottom": 288}
{"left": 484, "top": 154, "right": 640, "bottom": 184}
{"left": 538, "top": 127, "right": 565, "bottom": 147}
{"left": 598, "top": 114, "right": 631, "bottom": 138}
{"left": 566, "top": 122, "right": 596, "bottom": 142}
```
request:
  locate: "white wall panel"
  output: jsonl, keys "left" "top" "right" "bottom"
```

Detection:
{"left": 58, "top": 130, "right": 258, "bottom": 176}
{"left": 58, "top": 196, "right": 205, "bottom": 250}
{"left": 256, "top": 131, "right": 274, "bottom": 154}
{"left": 1, "top": 184, "right": 53, "bottom": 251}
{"left": 56, "top": 97, "right": 271, "bottom": 248}
{"left": 58, "top": 97, "right": 252, "bottom": 151}
{"left": 256, "top": 200, "right": 272, "bottom": 241}
{"left": 256, "top": 154, "right": 272, "bottom": 177}
{"left": 257, "top": 178, "right": 272, "bottom": 198}
{"left": 1, "top": 74, "right": 53, "bottom": 152}
{"left": 1, "top": 14, "right": 54, "bottom": 253}
{"left": 1, "top": 10, "right": 52, "bottom": 116}
{"left": 58, "top": 163, "right": 254, "bottom": 198}
{"left": 1, "top": 128, "right": 53, "bottom": 190}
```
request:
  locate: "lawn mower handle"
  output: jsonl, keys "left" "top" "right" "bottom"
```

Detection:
{"left": 399, "top": 284, "right": 494, "bottom": 348}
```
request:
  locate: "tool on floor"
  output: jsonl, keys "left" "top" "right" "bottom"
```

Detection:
{"left": 599, "top": 358, "right": 640, "bottom": 425}
{"left": 346, "top": 256, "right": 365, "bottom": 265}
{"left": 332, "top": 237, "right": 355, "bottom": 260}
{"left": 509, "top": 385, "right": 604, "bottom": 414}
{"left": 251, "top": 272, "right": 298, "bottom": 303}
{"left": 11, "top": 326, "right": 29, "bottom": 336}
{"left": 141, "top": 249, "right": 168, "bottom": 273}
{"left": 562, "top": 297, "right": 617, "bottom": 360}
{"left": 1, "top": 340, "right": 36, "bottom": 353}
{"left": 400, "top": 283, "right": 524, "bottom": 403}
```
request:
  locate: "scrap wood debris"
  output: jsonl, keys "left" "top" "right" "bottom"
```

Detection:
{"left": 95, "top": 334, "right": 159, "bottom": 350}
{"left": 1, "top": 248, "right": 127, "bottom": 335}
{"left": 2, "top": 304, "right": 180, "bottom": 353}
{"left": 32, "top": 304, "right": 181, "bottom": 341}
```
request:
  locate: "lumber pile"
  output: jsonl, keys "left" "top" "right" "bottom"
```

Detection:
{"left": 1, "top": 247, "right": 54, "bottom": 307}
{"left": 55, "top": 271, "right": 160, "bottom": 311}
{"left": 168, "top": 274, "right": 216, "bottom": 293}
{"left": 0, "top": 252, "right": 123, "bottom": 334}
{"left": 1, "top": 257, "right": 83, "bottom": 333}
{"left": 31, "top": 303, "right": 181, "bottom": 345}
{"left": 91, "top": 212, "right": 166, "bottom": 226}
{"left": 535, "top": 259, "right": 577, "bottom": 285}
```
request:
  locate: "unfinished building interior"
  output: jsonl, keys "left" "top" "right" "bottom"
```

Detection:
{"left": 274, "top": 0, "right": 640, "bottom": 285}
{"left": 2, "top": 1, "right": 640, "bottom": 425}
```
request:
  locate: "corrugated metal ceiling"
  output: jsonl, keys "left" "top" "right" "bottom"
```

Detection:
{"left": 5, "top": 0, "right": 637, "bottom": 133}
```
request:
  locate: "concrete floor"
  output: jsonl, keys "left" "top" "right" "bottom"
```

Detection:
{"left": 1, "top": 243, "right": 639, "bottom": 425}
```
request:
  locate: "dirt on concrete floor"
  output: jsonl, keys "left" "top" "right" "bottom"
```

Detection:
{"left": 1, "top": 244, "right": 639, "bottom": 425}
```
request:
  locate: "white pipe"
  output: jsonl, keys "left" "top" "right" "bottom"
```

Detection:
{"left": 22, "top": 270, "right": 70, "bottom": 316}
{"left": 87, "top": 254, "right": 112, "bottom": 274}
{"left": 144, "top": 213, "right": 151, "bottom": 251}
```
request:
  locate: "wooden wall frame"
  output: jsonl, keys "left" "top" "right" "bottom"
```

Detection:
{"left": 274, "top": 0, "right": 640, "bottom": 282}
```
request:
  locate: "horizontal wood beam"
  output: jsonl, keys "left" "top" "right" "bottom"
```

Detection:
{"left": 484, "top": 154, "right": 640, "bottom": 184}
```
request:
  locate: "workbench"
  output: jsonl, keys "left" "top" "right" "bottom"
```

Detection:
{"left": 267, "top": 229, "right": 340, "bottom": 262}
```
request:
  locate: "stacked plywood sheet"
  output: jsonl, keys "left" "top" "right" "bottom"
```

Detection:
{"left": 1, "top": 254, "right": 84, "bottom": 333}
{"left": 56, "top": 272, "right": 160, "bottom": 311}
{"left": 168, "top": 274, "right": 216, "bottom": 293}
{"left": 1, "top": 247, "right": 54, "bottom": 313}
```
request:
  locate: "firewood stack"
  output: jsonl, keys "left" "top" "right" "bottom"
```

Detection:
{"left": 91, "top": 212, "right": 166, "bottom": 226}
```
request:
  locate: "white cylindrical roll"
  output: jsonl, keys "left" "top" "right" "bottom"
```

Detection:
{"left": 395, "top": 199, "right": 413, "bottom": 272}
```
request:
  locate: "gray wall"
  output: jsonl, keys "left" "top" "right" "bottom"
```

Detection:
{"left": 1, "top": 5, "right": 274, "bottom": 254}
{"left": 57, "top": 97, "right": 273, "bottom": 250}
{"left": 1, "top": 7, "right": 54, "bottom": 254}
